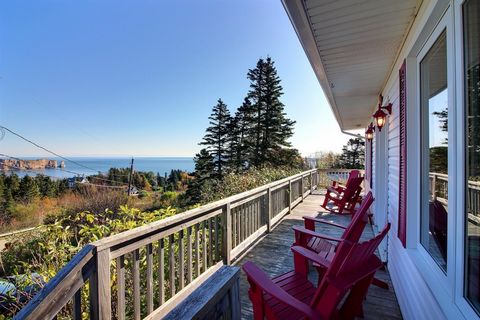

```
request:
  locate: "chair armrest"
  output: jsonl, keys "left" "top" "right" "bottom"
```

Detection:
{"left": 242, "top": 262, "right": 321, "bottom": 319}
{"left": 293, "top": 226, "right": 342, "bottom": 242}
{"left": 326, "top": 186, "right": 341, "bottom": 195}
{"left": 303, "top": 216, "right": 347, "bottom": 229}
{"left": 291, "top": 245, "right": 331, "bottom": 267}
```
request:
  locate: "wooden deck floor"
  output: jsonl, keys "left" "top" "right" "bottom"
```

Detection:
{"left": 235, "top": 191, "right": 403, "bottom": 320}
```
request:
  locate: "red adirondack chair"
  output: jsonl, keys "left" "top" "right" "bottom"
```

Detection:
{"left": 322, "top": 176, "right": 364, "bottom": 215}
{"left": 243, "top": 223, "right": 391, "bottom": 320}
{"left": 295, "top": 192, "right": 373, "bottom": 259}
{"left": 329, "top": 170, "right": 360, "bottom": 193}
{"left": 294, "top": 192, "right": 389, "bottom": 290}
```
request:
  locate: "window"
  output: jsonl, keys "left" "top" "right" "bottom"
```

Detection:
{"left": 463, "top": 0, "right": 480, "bottom": 313}
{"left": 420, "top": 30, "right": 449, "bottom": 272}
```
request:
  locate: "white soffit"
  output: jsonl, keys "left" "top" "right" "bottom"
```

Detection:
{"left": 283, "top": 0, "right": 421, "bottom": 130}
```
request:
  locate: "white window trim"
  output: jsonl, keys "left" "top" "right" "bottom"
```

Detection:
{"left": 404, "top": 2, "right": 475, "bottom": 318}
{"left": 453, "top": 0, "right": 480, "bottom": 318}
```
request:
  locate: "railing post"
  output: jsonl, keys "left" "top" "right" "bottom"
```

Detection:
{"left": 266, "top": 187, "right": 272, "bottom": 232}
{"left": 310, "top": 171, "right": 314, "bottom": 193}
{"left": 288, "top": 180, "right": 292, "bottom": 213}
{"left": 300, "top": 175, "right": 304, "bottom": 202}
{"left": 222, "top": 203, "right": 232, "bottom": 265}
{"left": 432, "top": 174, "right": 437, "bottom": 200}
{"left": 90, "top": 248, "right": 111, "bottom": 320}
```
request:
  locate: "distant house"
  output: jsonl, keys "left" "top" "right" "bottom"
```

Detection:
{"left": 128, "top": 186, "right": 138, "bottom": 195}
{"left": 67, "top": 176, "right": 88, "bottom": 188}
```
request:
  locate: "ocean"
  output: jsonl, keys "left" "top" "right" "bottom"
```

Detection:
{"left": 3, "top": 157, "right": 195, "bottom": 179}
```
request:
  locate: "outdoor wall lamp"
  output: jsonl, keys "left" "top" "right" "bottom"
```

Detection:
{"left": 365, "top": 123, "right": 374, "bottom": 140}
{"left": 373, "top": 95, "right": 392, "bottom": 132}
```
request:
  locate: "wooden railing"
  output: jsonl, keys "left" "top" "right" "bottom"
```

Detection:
{"left": 16, "top": 169, "right": 319, "bottom": 320}
{"left": 429, "top": 172, "right": 480, "bottom": 223}
{"left": 317, "top": 169, "right": 365, "bottom": 188}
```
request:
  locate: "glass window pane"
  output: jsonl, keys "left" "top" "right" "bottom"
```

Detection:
{"left": 464, "top": 0, "right": 480, "bottom": 313}
{"left": 420, "top": 29, "right": 448, "bottom": 272}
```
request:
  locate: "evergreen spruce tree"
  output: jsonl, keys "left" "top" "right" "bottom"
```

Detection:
{"left": 261, "top": 57, "right": 295, "bottom": 164}
{"left": 187, "top": 148, "right": 214, "bottom": 204}
{"left": 338, "top": 138, "right": 365, "bottom": 169}
{"left": 246, "top": 57, "right": 296, "bottom": 166}
{"left": 247, "top": 59, "right": 266, "bottom": 166}
{"left": 200, "top": 99, "right": 231, "bottom": 179}
{"left": 18, "top": 175, "right": 40, "bottom": 203}
{"left": 227, "top": 98, "right": 253, "bottom": 172}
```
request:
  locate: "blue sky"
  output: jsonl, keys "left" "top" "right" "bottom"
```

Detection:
{"left": 0, "top": 0, "right": 351, "bottom": 157}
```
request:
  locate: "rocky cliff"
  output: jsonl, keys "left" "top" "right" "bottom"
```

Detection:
{"left": 0, "top": 159, "right": 61, "bottom": 170}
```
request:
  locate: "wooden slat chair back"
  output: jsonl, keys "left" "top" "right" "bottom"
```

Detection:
{"left": 322, "top": 176, "right": 364, "bottom": 215}
{"left": 331, "top": 169, "right": 360, "bottom": 192}
{"left": 310, "top": 223, "right": 391, "bottom": 319}
{"left": 294, "top": 192, "right": 389, "bottom": 290}
{"left": 297, "top": 192, "right": 374, "bottom": 254}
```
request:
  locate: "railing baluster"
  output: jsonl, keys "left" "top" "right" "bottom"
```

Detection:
{"left": 194, "top": 223, "right": 200, "bottom": 277}
{"left": 169, "top": 234, "right": 176, "bottom": 297}
{"left": 187, "top": 226, "right": 193, "bottom": 284}
{"left": 222, "top": 203, "right": 232, "bottom": 265}
{"left": 288, "top": 180, "right": 292, "bottom": 214}
{"left": 208, "top": 218, "right": 213, "bottom": 266}
{"left": 202, "top": 221, "right": 207, "bottom": 271}
{"left": 179, "top": 230, "right": 185, "bottom": 290}
{"left": 215, "top": 215, "right": 219, "bottom": 261}
{"left": 116, "top": 255, "right": 125, "bottom": 320}
{"left": 158, "top": 238, "right": 165, "bottom": 306}
{"left": 146, "top": 243, "right": 154, "bottom": 313}
{"left": 232, "top": 206, "right": 237, "bottom": 247}
{"left": 266, "top": 188, "right": 272, "bottom": 232}
{"left": 72, "top": 289, "right": 82, "bottom": 320}
{"left": 133, "top": 249, "right": 141, "bottom": 320}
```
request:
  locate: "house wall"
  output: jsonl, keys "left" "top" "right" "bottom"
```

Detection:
{"left": 369, "top": 0, "right": 475, "bottom": 319}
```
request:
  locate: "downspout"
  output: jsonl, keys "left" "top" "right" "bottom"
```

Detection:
{"left": 341, "top": 129, "right": 365, "bottom": 140}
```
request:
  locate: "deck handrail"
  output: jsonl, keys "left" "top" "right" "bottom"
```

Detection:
{"left": 16, "top": 168, "right": 324, "bottom": 320}
{"left": 429, "top": 172, "right": 480, "bottom": 222}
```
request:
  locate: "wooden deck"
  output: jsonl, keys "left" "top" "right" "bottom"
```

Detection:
{"left": 236, "top": 191, "right": 403, "bottom": 320}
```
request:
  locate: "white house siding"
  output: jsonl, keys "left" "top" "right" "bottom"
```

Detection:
{"left": 370, "top": 0, "right": 449, "bottom": 318}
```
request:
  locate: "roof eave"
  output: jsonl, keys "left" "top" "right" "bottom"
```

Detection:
{"left": 282, "top": 0, "right": 345, "bottom": 130}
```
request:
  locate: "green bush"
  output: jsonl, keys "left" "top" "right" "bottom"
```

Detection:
{"left": 0, "top": 206, "right": 177, "bottom": 318}
{"left": 198, "top": 166, "right": 302, "bottom": 203}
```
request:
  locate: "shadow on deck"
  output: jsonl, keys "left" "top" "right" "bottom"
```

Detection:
{"left": 236, "top": 191, "right": 403, "bottom": 320}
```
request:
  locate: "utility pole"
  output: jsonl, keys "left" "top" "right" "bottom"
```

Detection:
{"left": 127, "top": 158, "right": 134, "bottom": 196}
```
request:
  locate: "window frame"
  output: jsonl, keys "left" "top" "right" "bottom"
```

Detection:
{"left": 404, "top": 3, "right": 468, "bottom": 318}
{"left": 453, "top": 0, "right": 480, "bottom": 318}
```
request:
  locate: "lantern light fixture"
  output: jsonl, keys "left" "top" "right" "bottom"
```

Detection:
{"left": 373, "top": 95, "right": 392, "bottom": 132}
{"left": 365, "top": 123, "right": 374, "bottom": 140}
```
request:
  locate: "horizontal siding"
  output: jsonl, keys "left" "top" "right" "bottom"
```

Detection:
{"left": 381, "top": 21, "right": 447, "bottom": 320}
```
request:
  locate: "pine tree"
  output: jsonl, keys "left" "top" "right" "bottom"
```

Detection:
{"left": 18, "top": 175, "right": 40, "bottom": 203}
{"left": 227, "top": 98, "right": 253, "bottom": 172}
{"left": 200, "top": 99, "right": 232, "bottom": 179}
{"left": 187, "top": 148, "right": 214, "bottom": 204}
{"left": 247, "top": 59, "right": 266, "bottom": 166}
{"left": 261, "top": 57, "right": 295, "bottom": 164}
{"left": 338, "top": 138, "right": 365, "bottom": 169}
{"left": 246, "top": 57, "right": 296, "bottom": 166}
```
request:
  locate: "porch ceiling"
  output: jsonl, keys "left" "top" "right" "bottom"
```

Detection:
{"left": 283, "top": 0, "right": 422, "bottom": 130}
